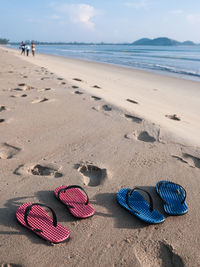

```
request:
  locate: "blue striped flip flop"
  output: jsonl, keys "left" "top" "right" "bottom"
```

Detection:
{"left": 156, "top": 181, "right": 188, "bottom": 215}
{"left": 117, "top": 187, "right": 165, "bottom": 224}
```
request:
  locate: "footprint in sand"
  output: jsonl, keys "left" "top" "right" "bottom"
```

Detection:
{"left": 101, "top": 104, "right": 112, "bottom": 111}
{"left": 61, "top": 82, "right": 66, "bottom": 85}
{"left": 74, "top": 91, "right": 83, "bottom": 95}
{"left": 182, "top": 153, "right": 200, "bottom": 168}
{"left": 10, "top": 94, "right": 27, "bottom": 98}
{"left": 38, "top": 88, "right": 52, "bottom": 92}
{"left": 0, "top": 119, "right": 5, "bottom": 123}
{"left": 14, "top": 163, "right": 62, "bottom": 178}
{"left": 72, "top": 85, "right": 79, "bottom": 89}
{"left": 0, "top": 143, "right": 21, "bottom": 159}
{"left": 137, "top": 131, "right": 156, "bottom": 142}
{"left": 73, "top": 78, "right": 82, "bottom": 82}
{"left": 125, "top": 131, "right": 156, "bottom": 142}
{"left": 93, "top": 85, "right": 101, "bottom": 89}
{"left": 31, "top": 164, "right": 62, "bottom": 177}
{"left": 0, "top": 106, "right": 6, "bottom": 112}
{"left": 93, "top": 105, "right": 112, "bottom": 112}
{"left": 134, "top": 240, "right": 184, "bottom": 267}
{"left": 126, "top": 98, "right": 139, "bottom": 104}
{"left": 159, "top": 242, "right": 184, "bottom": 267}
{"left": 13, "top": 85, "right": 34, "bottom": 92}
{"left": 12, "top": 88, "right": 23, "bottom": 91}
{"left": 172, "top": 153, "right": 200, "bottom": 169}
{"left": 41, "top": 77, "right": 50, "bottom": 80}
{"left": 91, "top": 96, "right": 102, "bottom": 101}
{"left": 32, "top": 97, "right": 49, "bottom": 104}
{"left": 75, "top": 162, "right": 107, "bottom": 187}
{"left": 57, "top": 77, "right": 64, "bottom": 80}
{"left": 124, "top": 114, "right": 143, "bottom": 123}
{"left": 165, "top": 114, "right": 181, "bottom": 121}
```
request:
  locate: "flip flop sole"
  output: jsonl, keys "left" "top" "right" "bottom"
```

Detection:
{"left": 54, "top": 186, "right": 95, "bottom": 218}
{"left": 156, "top": 181, "right": 188, "bottom": 215}
{"left": 117, "top": 188, "right": 165, "bottom": 224}
{"left": 16, "top": 203, "right": 70, "bottom": 243}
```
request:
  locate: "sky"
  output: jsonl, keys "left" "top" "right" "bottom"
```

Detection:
{"left": 0, "top": 0, "right": 200, "bottom": 43}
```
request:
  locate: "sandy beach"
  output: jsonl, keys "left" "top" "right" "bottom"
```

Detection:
{"left": 0, "top": 46, "right": 200, "bottom": 267}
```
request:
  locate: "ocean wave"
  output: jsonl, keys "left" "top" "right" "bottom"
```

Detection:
{"left": 129, "top": 53, "right": 200, "bottom": 62}
{"left": 145, "top": 63, "right": 200, "bottom": 78}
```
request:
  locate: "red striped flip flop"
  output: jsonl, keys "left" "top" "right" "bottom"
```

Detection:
{"left": 16, "top": 203, "right": 70, "bottom": 243}
{"left": 54, "top": 185, "right": 95, "bottom": 218}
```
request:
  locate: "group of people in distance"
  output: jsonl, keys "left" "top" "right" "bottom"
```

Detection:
{"left": 21, "top": 41, "right": 35, "bottom": 56}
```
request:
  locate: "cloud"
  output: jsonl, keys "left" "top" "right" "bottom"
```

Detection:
{"left": 186, "top": 14, "right": 200, "bottom": 25}
{"left": 124, "top": 0, "right": 150, "bottom": 9}
{"left": 70, "top": 4, "right": 96, "bottom": 30}
{"left": 170, "top": 10, "right": 183, "bottom": 15}
{"left": 52, "top": 4, "right": 99, "bottom": 30}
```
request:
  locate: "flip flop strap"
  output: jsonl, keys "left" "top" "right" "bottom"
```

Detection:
{"left": 126, "top": 187, "right": 154, "bottom": 213}
{"left": 24, "top": 203, "right": 57, "bottom": 232}
{"left": 157, "top": 181, "right": 186, "bottom": 204}
{"left": 57, "top": 185, "right": 89, "bottom": 208}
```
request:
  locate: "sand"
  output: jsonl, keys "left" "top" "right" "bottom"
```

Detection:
{"left": 0, "top": 46, "right": 200, "bottom": 267}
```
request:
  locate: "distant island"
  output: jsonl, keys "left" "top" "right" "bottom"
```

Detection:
{"left": 132, "top": 37, "right": 197, "bottom": 46}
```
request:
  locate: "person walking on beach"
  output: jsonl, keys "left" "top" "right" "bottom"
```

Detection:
{"left": 21, "top": 41, "right": 25, "bottom": 55}
{"left": 25, "top": 44, "right": 30, "bottom": 56}
{"left": 31, "top": 42, "right": 35, "bottom": 56}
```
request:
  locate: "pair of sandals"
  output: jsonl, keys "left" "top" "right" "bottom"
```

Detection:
{"left": 117, "top": 181, "right": 188, "bottom": 224}
{"left": 16, "top": 185, "right": 95, "bottom": 244}
{"left": 16, "top": 181, "right": 188, "bottom": 243}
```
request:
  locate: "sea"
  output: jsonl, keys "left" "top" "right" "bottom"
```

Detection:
{"left": 12, "top": 44, "right": 200, "bottom": 82}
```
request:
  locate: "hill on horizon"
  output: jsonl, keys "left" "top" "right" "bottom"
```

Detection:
{"left": 132, "top": 37, "right": 197, "bottom": 46}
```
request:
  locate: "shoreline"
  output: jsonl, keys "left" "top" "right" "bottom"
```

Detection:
{"left": 3, "top": 46, "right": 200, "bottom": 147}
{"left": 8, "top": 44, "right": 200, "bottom": 83}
